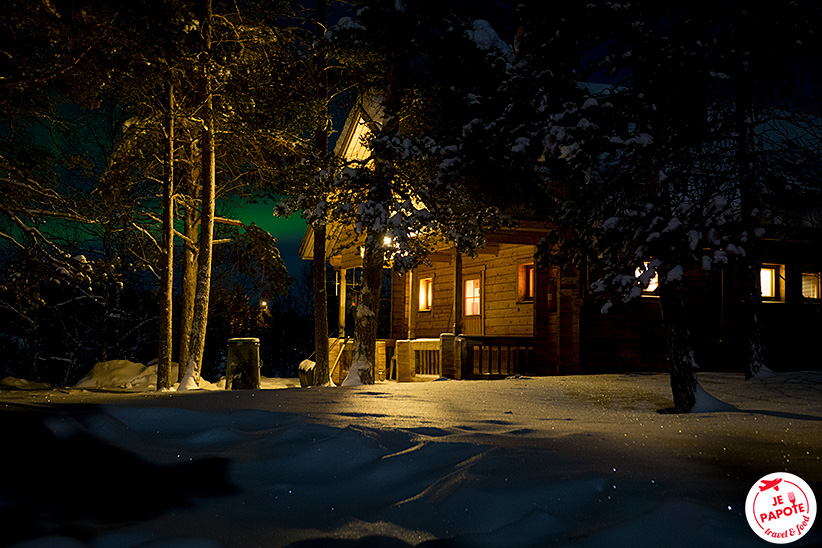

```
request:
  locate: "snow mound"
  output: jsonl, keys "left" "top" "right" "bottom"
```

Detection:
{"left": 72, "top": 360, "right": 226, "bottom": 391}
{"left": 0, "top": 377, "right": 52, "bottom": 390}
{"left": 73, "top": 360, "right": 168, "bottom": 391}
{"left": 690, "top": 383, "right": 737, "bottom": 413}
{"left": 752, "top": 365, "right": 778, "bottom": 379}
{"left": 176, "top": 364, "right": 203, "bottom": 392}
{"left": 66, "top": 359, "right": 298, "bottom": 392}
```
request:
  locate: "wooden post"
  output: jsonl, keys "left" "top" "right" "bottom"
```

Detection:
{"left": 407, "top": 270, "right": 415, "bottom": 340}
{"left": 395, "top": 340, "right": 414, "bottom": 382}
{"left": 338, "top": 268, "right": 347, "bottom": 336}
{"left": 440, "top": 333, "right": 455, "bottom": 379}
{"left": 453, "top": 247, "right": 462, "bottom": 335}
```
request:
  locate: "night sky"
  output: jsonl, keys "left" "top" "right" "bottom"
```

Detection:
{"left": 232, "top": 201, "right": 307, "bottom": 276}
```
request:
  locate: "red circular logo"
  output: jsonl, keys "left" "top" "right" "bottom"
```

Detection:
{"left": 746, "top": 473, "right": 816, "bottom": 544}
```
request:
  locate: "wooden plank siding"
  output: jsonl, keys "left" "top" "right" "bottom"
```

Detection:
{"left": 396, "top": 244, "right": 540, "bottom": 339}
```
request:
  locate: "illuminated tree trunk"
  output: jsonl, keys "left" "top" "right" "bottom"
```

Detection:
{"left": 310, "top": 0, "right": 331, "bottom": 386}
{"left": 177, "top": 131, "right": 200, "bottom": 382}
{"left": 181, "top": 0, "right": 215, "bottom": 389}
{"left": 344, "top": 235, "right": 382, "bottom": 385}
{"left": 157, "top": 82, "right": 175, "bottom": 391}
{"left": 312, "top": 221, "right": 330, "bottom": 385}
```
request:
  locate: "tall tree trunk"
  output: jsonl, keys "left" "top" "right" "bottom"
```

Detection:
{"left": 734, "top": 66, "right": 766, "bottom": 380}
{"left": 343, "top": 235, "right": 382, "bottom": 385}
{"left": 157, "top": 82, "right": 175, "bottom": 390}
{"left": 310, "top": 0, "right": 331, "bottom": 386}
{"left": 740, "top": 260, "right": 766, "bottom": 379}
{"left": 659, "top": 283, "right": 698, "bottom": 412}
{"left": 181, "top": 0, "right": 215, "bottom": 389}
{"left": 177, "top": 133, "right": 200, "bottom": 382}
{"left": 628, "top": 4, "right": 702, "bottom": 409}
{"left": 312, "top": 221, "right": 330, "bottom": 385}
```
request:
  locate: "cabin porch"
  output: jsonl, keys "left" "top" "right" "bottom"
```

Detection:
{"left": 327, "top": 333, "right": 544, "bottom": 384}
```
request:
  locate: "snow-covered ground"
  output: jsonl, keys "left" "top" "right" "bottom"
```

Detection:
{"left": 1, "top": 361, "right": 820, "bottom": 548}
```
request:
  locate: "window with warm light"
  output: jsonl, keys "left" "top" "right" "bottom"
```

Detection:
{"left": 518, "top": 264, "right": 536, "bottom": 302}
{"left": 419, "top": 277, "right": 433, "bottom": 311}
{"left": 802, "top": 272, "right": 821, "bottom": 300}
{"left": 465, "top": 279, "right": 481, "bottom": 316}
{"left": 760, "top": 264, "right": 783, "bottom": 300}
{"left": 635, "top": 263, "right": 659, "bottom": 294}
{"left": 760, "top": 266, "right": 776, "bottom": 298}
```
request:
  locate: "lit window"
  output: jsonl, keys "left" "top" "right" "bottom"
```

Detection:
{"left": 760, "top": 266, "right": 776, "bottom": 298}
{"left": 635, "top": 263, "right": 659, "bottom": 293}
{"left": 419, "top": 277, "right": 433, "bottom": 311}
{"left": 518, "top": 264, "right": 535, "bottom": 302}
{"left": 802, "top": 272, "right": 821, "bottom": 300}
{"left": 465, "top": 279, "right": 481, "bottom": 316}
{"left": 760, "top": 265, "right": 784, "bottom": 300}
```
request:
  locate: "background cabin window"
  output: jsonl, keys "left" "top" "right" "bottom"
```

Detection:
{"left": 760, "top": 265, "right": 784, "bottom": 300}
{"left": 802, "top": 272, "right": 821, "bottom": 300}
{"left": 419, "top": 277, "right": 433, "bottom": 311}
{"left": 518, "top": 264, "right": 535, "bottom": 302}
{"left": 465, "top": 278, "right": 481, "bottom": 316}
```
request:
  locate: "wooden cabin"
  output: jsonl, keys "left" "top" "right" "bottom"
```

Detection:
{"left": 300, "top": 101, "right": 822, "bottom": 382}
{"left": 301, "top": 225, "right": 822, "bottom": 382}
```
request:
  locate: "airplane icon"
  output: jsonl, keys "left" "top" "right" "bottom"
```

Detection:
{"left": 759, "top": 478, "right": 782, "bottom": 492}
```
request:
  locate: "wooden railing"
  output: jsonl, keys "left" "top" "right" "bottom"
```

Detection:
{"left": 355, "top": 335, "right": 540, "bottom": 382}
{"left": 461, "top": 337, "right": 535, "bottom": 378}
{"left": 411, "top": 338, "right": 442, "bottom": 377}
{"left": 327, "top": 337, "right": 394, "bottom": 384}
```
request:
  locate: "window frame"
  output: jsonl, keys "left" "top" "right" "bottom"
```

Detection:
{"left": 760, "top": 264, "right": 785, "bottom": 301}
{"left": 464, "top": 278, "right": 482, "bottom": 317}
{"left": 517, "top": 263, "right": 536, "bottom": 303}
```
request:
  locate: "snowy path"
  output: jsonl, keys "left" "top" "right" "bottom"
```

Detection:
{"left": 1, "top": 371, "right": 820, "bottom": 547}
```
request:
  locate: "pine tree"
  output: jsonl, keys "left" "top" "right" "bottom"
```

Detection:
{"left": 327, "top": 1, "right": 513, "bottom": 384}
{"left": 694, "top": 2, "right": 822, "bottom": 379}
{"left": 463, "top": 1, "right": 723, "bottom": 411}
{"left": 491, "top": 1, "right": 822, "bottom": 410}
